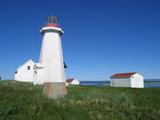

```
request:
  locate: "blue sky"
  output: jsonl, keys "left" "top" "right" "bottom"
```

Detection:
{"left": 0, "top": 0, "right": 160, "bottom": 80}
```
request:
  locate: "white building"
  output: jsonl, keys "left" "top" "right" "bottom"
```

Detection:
{"left": 15, "top": 59, "right": 35, "bottom": 82}
{"left": 66, "top": 79, "right": 80, "bottom": 86}
{"left": 110, "top": 72, "right": 144, "bottom": 88}
{"left": 15, "top": 16, "right": 66, "bottom": 85}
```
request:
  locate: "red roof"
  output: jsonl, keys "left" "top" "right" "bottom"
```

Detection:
{"left": 111, "top": 72, "right": 136, "bottom": 79}
{"left": 66, "top": 79, "right": 74, "bottom": 83}
{"left": 47, "top": 23, "right": 59, "bottom": 27}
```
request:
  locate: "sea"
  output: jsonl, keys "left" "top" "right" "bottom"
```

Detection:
{"left": 80, "top": 79, "right": 160, "bottom": 88}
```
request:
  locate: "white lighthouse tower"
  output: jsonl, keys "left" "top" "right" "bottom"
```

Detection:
{"left": 40, "top": 16, "right": 67, "bottom": 98}
{"left": 40, "top": 16, "right": 65, "bottom": 82}
{"left": 14, "top": 16, "right": 67, "bottom": 98}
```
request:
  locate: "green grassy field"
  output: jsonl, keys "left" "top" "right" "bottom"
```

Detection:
{"left": 0, "top": 80, "right": 160, "bottom": 120}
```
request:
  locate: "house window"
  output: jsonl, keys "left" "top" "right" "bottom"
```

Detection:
{"left": 27, "top": 66, "right": 30, "bottom": 70}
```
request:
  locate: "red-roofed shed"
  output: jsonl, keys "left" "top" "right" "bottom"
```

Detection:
{"left": 110, "top": 72, "right": 144, "bottom": 88}
{"left": 66, "top": 78, "right": 80, "bottom": 86}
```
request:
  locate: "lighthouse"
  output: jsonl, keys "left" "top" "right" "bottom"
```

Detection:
{"left": 14, "top": 16, "right": 67, "bottom": 98}
{"left": 40, "top": 16, "right": 67, "bottom": 98}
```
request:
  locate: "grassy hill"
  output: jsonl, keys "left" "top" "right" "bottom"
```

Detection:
{"left": 0, "top": 80, "right": 160, "bottom": 120}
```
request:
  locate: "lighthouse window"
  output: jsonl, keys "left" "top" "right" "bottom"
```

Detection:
{"left": 27, "top": 66, "right": 30, "bottom": 70}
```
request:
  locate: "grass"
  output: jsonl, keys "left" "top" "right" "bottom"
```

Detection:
{"left": 0, "top": 80, "right": 160, "bottom": 120}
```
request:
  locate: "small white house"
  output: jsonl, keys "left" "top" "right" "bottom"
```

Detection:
{"left": 66, "top": 78, "right": 80, "bottom": 86}
{"left": 110, "top": 72, "right": 144, "bottom": 88}
{"left": 14, "top": 59, "right": 66, "bottom": 85}
{"left": 14, "top": 59, "right": 44, "bottom": 85}
{"left": 15, "top": 59, "right": 35, "bottom": 82}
